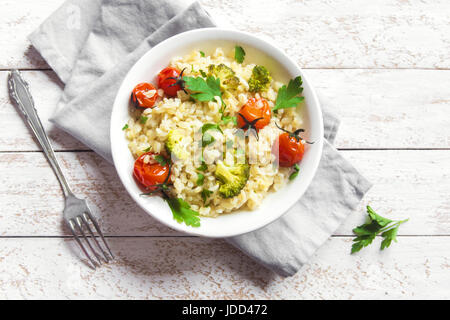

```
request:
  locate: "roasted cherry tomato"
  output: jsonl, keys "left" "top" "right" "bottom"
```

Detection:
{"left": 274, "top": 132, "right": 305, "bottom": 167}
{"left": 133, "top": 152, "right": 170, "bottom": 190}
{"left": 131, "top": 83, "right": 158, "bottom": 109}
{"left": 157, "top": 67, "right": 184, "bottom": 97}
{"left": 237, "top": 98, "right": 271, "bottom": 131}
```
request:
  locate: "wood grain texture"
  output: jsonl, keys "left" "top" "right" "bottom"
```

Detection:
{"left": 2, "top": 70, "right": 449, "bottom": 152}
{"left": 0, "top": 237, "right": 448, "bottom": 299}
{"left": 1, "top": 0, "right": 450, "bottom": 69}
{"left": 0, "top": 150, "right": 448, "bottom": 236}
{"left": 0, "top": 0, "right": 62, "bottom": 69}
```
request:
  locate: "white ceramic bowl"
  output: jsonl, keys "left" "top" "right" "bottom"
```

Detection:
{"left": 111, "top": 28, "right": 323, "bottom": 238}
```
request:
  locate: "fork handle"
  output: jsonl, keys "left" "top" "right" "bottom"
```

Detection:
{"left": 8, "top": 70, "right": 73, "bottom": 197}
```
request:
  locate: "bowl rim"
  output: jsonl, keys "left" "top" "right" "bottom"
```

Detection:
{"left": 110, "top": 27, "right": 324, "bottom": 238}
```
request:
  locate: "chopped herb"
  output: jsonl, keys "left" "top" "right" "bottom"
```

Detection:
{"left": 196, "top": 173, "right": 205, "bottom": 186}
{"left": 289, "top": 164, "right": 300, "bottom": 180}
{"left": 197, "top": 162, "right": 208, "bottom": 172}
{"left": 226, "top": 139, "right": 234, "bottom": 149}
{"left": 202, "top": 132, "right": 215, "bottom": 147}
{"left": 199, "top": 70, "right": 207, "bottom": 78}
{"left": 273, "top": 76, "right": 304, "bottom": 111}
{"left": 351, "top": 206, "right": 409, "bottom": 254}
{"left": 166, "top": 198, "right": 200, "bottom": 227}
{"left": 140, "top": 115, "right": 148, "bottom": 124}
{"left": 234, "top": 46, "right": 245, "bottom": 63}
{"left": 201, "top": 123, "right": 223, "bottom": 134}
{"left": 143, "top": 147, "right": 151, "bottom": 152}
{"left": 201, "top": 189, "right": 213, "bottom": 204}
{"left": 199, "top": 51, "right": 206, "bottom": 57}
{"left": 154, "top": 155, "right": 167, "bottom": 166}
{"left": 122, "top": 124, "right": 129, "bottom": 131}
{"left": 191, "top": 64, "right": 195, "bottom": 73}
{"left": 221, "top": 115, "right": 237, "bottom": 125}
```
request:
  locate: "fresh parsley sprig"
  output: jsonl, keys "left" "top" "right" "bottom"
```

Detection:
{"left": 273, "top": 76, "right": 304, "bottom": 111}
{"left": 141, "top": 157, "right": 201, "bottom": 228}
{"left": 183, "top": 76, "right": 233, "bottom": 123}
{"left": 351, "top": 206, "right": 409, "bottom": 254}
{"left": 166, "top": 197, "right": 200, "bottom": 227}
{"left": 183, "top": 76, "right": 223, "bottom": 104}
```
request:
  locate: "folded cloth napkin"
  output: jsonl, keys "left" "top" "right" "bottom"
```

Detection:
{"left": 29, "top": 0, "right": 372, "bottom": 277}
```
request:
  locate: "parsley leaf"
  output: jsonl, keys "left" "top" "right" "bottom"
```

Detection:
{"left": 221, "top": 116, "right": 237, "bottom": 125}
{"left": 273, "top": 76, "right": 305, "bottom": 111}
{"left": 154, "top": 155, "right": 167, "bottom": 166}
{"left": 196, "top": 173, "right": 205, "bottom": 186}
{"left": 183, "top": 76, "right": 222, "bottom": 103}
{"left": 166, "top": 198, "right": 200, "bottom": 227}
{"left": 289, "top": 164, "right": 300, "bottom": 180}
{"left": 234, "top": 46, "right": 245, "bottom": 63}
{"left": 197, "top": 162, "right": 208, "bottom": 172}
{"left": 367, "top": 205, "right": 392, "bottom": 227}
{"left": 201, "top": 123, "right": 223, "bottom": 134}
{"left": 351, "top": 206, "right": 409, "bottom": 254}
{"left": 140, "top": 115, "right": 148, "bottom": 124}
{"left": 201, "top": 123, "right": 223, "bottom": 147}
{"left": 381, "top": 227, "right": 399, "bottom": 250}
{"left": 199, "top": 51, "right": 206, "bottom": 57}
{"left": 202, "top": 133, "right": 215, "bottom": 147}
{"left": 122, "top": 124, "right": 129, "bottom": 131}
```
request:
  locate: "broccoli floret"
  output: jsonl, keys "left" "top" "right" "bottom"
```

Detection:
{"left": 248, "top": 65, "right": 272, "bottom": 92}
{"left": 214, "top": 161, "right": 249, "bottom": 198}
{"left": 208, "top": 64, "right": 240, "bottom": 91}
{"left": 165, "top": 129, "right": 189, "bottom": 160}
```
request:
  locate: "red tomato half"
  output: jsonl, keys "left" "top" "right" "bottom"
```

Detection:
{"left": 131, "top": 83, "right": 158, "bottom": 109}
{"left": 237, "top": 98, "right": 271, "bottom": 131}
{"left": 133, "top": 152, "right": 170, "bottom": 190}
{"left": 274, "top": 133, "right": 305, "bottom": 167}
{"left": 157, "top": 67, "right": 182, "bottom": 97}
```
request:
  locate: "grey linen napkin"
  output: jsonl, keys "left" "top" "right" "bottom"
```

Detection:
{"left": 29, "top": 0, "right": 372, "bottom": 277}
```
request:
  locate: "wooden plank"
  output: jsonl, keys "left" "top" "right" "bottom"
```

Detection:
{"left": 0, "top": 237, "right": 447, "bottom": 299}
{"left": 0, "top": 150, "right": 448, "bottom": 236}
{"left": 0, "top": 0, "right": 63, "bottom": 69}
{"left": 307, "top": 69, "right": 450, "bottom": 149}
{"left": 0, "top": 71, "right": 88, "bottom": 151}
{"left": 1, "top": 70, "right": 449, "bottom": 151}
{"left": 1, "top": 0, "right": 450, "bottom": 69}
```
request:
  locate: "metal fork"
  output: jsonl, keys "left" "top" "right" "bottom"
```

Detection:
{"left": 8, "top": 70, "right": 113, "bottom": 269}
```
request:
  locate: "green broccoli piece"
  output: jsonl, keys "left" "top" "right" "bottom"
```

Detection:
{"left": 208, "top": 64, "right": 240, "bottom": 91}
{"left": 214, "top": 161, "right": 249, "bottom": 198}
{"left": 248, "top": 65, "right": 272, "bottom": 92}
{"left": 165, "top": 129, "right": 189, "bottom": 160}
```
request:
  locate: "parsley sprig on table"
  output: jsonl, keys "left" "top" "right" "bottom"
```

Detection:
{"left": 351, "top": 206, "right": 409, "bottom": 254}
{"left": 272, "top": 76, "right": 304, "bottom": 111}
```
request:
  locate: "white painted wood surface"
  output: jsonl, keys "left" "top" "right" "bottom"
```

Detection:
{"left": 0, "top": 237, "right": 448, "bottom": 299}
{"left": 0, "top": 0, "right": 449, "bottom": 299}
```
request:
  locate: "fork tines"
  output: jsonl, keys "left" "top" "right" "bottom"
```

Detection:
{"left": 67, "top": 212, "right": 114, "bottom": 269}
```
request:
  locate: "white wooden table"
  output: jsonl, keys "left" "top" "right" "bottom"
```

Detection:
{"left": 0, "top": 0, "right": 449, "bottom": 299}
